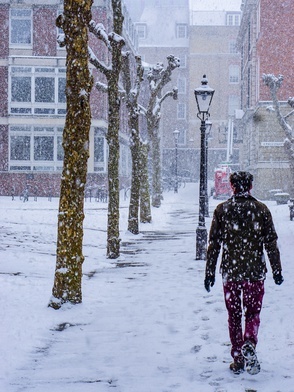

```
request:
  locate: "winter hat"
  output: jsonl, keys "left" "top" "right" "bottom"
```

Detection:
{"left": 230, "top": 171, "right": 253, "bottom": 192}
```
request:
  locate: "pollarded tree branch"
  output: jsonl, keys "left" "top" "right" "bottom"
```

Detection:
{"left": 262, "top": 73, "right": 293, "bottom": 140}
{"left": 88, "top": 21, "right": 112, "bottom": 50}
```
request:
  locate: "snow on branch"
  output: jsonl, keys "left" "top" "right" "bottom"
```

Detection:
{"left": 288, "top": 97, "right": 294, "bottom": 108}
{"left": 262, "top": 73, "right": 284, "bottom": 89}
{"left": 57, "top": 33, "right": 66, "bottom": 47}
{"left": 108, "top": 32, "right": 125, "bottom": 48}
{"left": 95, "top": 82, "right": 108, "bottom": 93}
{"left": 88, "top": 47, "right": 111, "bottom": 75}
{"left": 88, "top": 20, "right": 112, "bottom": 50}
{"left": 262, "top": 73, "right": 293, "bottom": 141}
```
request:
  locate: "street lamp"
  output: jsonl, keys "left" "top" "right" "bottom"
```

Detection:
{"left": 173, "top": 129, "right": 180, "bottom": 193}
{"left": 194, "top": 75, "right": 215, "bottom": 260}
{"left": 205, "top": 120, "right": 212, "bottom": 217}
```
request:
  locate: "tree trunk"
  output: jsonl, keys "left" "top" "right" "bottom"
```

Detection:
{"left": 49, "top": 0, "right": 93, "bottom": 309}
{"left": 106, "top": 78, "right": 121, "bottom": 258}
{"left": 151, "top": 130, "right": 162, "bottom": 208}
{"left": 106, "top": 0, "right": 124, "bottom": 258}
{"left": 140, "top": 143, "right": 152, "bottom": 223}
{"left": 128, "top": 126, "right": 142, "bottom": 234}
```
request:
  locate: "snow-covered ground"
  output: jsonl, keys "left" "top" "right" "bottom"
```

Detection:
{"left": 0, "top": 183, "right": 293, "bottom": 392}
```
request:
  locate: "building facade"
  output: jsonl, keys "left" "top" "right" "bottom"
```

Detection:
{"left": 237, "top": 0, "right": 294, "bottom": 198}
{"left": 0, "top": 0, "right": 137, "bottom": 197}
{"left": 130, "top": 0, "right": 242, "bottom": 182}
{"left": 189, "top": 14, "right": 242, "bottom": 180}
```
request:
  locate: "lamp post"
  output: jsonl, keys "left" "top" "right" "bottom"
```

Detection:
{"left": 194, "top": 75, "right": 215, "bottom": 260}
{"left": 173, "top": 129, "right": 180, "bottom": 193}
{"left": 205, "top": 120, "right": 212, "bottom": 217}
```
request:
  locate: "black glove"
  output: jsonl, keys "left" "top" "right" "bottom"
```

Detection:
{"left": 204, "top": 275, "right": 215, "bottom": 292}
{"left": 273, "top": 272, "right": 284, "bottom": 285}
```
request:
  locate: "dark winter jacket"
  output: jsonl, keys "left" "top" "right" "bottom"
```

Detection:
{"left": 206, "top": 193, "right": 282, "bottom": 282}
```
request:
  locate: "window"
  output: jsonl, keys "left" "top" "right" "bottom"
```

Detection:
{"left": 228, "top": 95, "right": 240, "bottom": 116}
{"left": 94, "top": 128, "right": 106, "bottom": 172}
{"left": 176, "top": 24, "right": 188, "bottom": 39}
{"left": 229, "top": 65, "right": 240, "bottom": 84}
{"left": 10, "top": 135, "right": 30, "bottom": 160}
{"left": 35, "top": 77, "right": 55, "bottom": 102}
{"left": 178, "top": 78, "right": 186, "bottom": 94}
{"left": 136, "top": 23, "right": 147, "bottom": 39}
{"left": 229, "top": 40, "right": 238, "bottom": 54}
{"left": 178, "top": 54, "right": 187, "bottom": 68}
{"left": 226, "top": 13, "right": 240, "bottom": 26}
{"left": 57, "top": 131, "right": 64, "bottom": 161}
{"left": 11, "top": 77, "right": 31, "bottom": 102}
{"left": 10, "top": 8, "right": 32, "bottom": 46}
{"left": 9, "top": 126, "right": 64, "bottom": 171}
{"left": 177, "top": 129, "right": 186, "bottom": 145}
{"left": 56, "top": 9, "right": 65, "bottom": 49}
{"left": 177, "top": 103, "right": 186, "bottom": 120}
{"left": 34, "top": 136, "right": 54, "bottom": 161}
{"left": 9, "top": 67, "right": 66, "bottom": 115}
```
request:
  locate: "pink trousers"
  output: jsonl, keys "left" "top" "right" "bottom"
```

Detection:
{"left": 223, "top": 280, "right": 265, "bottom": 362}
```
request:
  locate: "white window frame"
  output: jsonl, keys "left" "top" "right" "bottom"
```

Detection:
{"left": 9, "top": 125, "right": 64, "bottom": 172}
{"left": 226, "top": 13, "right": 240, "bottom": 26}
{"left": 176, "top": 24, "right": 188, "bottom": 39}
{"left": 94, "top": 128, "right": 107, "bottom": 173}
{"left": 177, "top": 77, "right": 186, "bottom": 94}
{"left": 9, "top": 66, "right": 66, "bottom": 116}
{"left": 10, "top": 8, "right": 32, "bottom": 48}
{"left": 177, "top": 128, "right": 186, "bottom": 146}
{"left": 228, "top": 95, "right": 240, "bottom": 116}
{"left": 136, "top": 23, "right": 147, "bottom": 39}
{"left": 229, "top": 40, "right": 238, "bottom": 54}
{"left": 229, "top": 65, "right": 240, "bottom": 84}
{"left": 177, "top": 103, "right": 186, "bottom": 120}
{"left": 178, "top": 54, "right": 187, "bottom": 68}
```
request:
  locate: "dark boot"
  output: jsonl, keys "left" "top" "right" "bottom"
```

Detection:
{"left": 241, "top": 340, "right": 261, "bottom": 375}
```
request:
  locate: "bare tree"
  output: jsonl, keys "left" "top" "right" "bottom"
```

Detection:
{"left": 141, "top": 55, "right": 180, "bottom": 208}
{"left": 88, "top": 0, "right": 125, "bottom": 258}
{"left": 121, "top": 53, "right": 144, "bottom": 234}
{"left": 263, "top": 73, "right": 294, "bottom": 196}
{"left": 49, "top": 0, "right": 93, "bottom": 309}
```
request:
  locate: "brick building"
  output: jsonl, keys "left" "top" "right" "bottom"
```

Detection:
{"left": 0, "top": 0, "right": 137, "bottom": 197}
{"left": 237, "top": 0, "right": 294, "bottom": 199}
{"left": 127, "top": 0, "right": 242, "bottom": 182}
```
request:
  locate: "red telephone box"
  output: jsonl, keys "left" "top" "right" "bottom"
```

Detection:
{"left": 213, "top": 165, "right": 232, "bottom": 199}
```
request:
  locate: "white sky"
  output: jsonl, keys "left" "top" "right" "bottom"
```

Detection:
{"left": 190, "top": 0, "right": 242, "bottom": 12}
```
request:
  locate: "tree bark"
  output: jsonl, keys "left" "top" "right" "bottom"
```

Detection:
{"left": 128, "top": 126, "right": 142, "bottom": 233}
{"left": 105, "top": 0, "right": 124, "bottom": 258}
{"left": 151, "top": 129, "right": 162, "bottom": 208}
{"left": 49, "top": 0, "right": 93, "bottom": 309}
{"left": 140, "top": 143, "right": 152, "bottom": 223}
{"left": 122, "top": 54, "right": 144, "bottom": 234}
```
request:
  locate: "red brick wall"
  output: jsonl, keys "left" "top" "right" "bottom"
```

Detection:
{"left": 0, "top": 67, "right": 8, "bottom": 116}
{"left": 0, "top": 172, "right": 109, "bottom": 197}
{"left": 0, "top": 125, "right": 8, "bottom": 171}
{"left": 258, "top": 0, "right": 294, "bottom": 100}
{"left": 0, "top": 4, "right": 9, "bottom": 57}
{"left": 33, "top": 6, "right": 57, "bottom": 57}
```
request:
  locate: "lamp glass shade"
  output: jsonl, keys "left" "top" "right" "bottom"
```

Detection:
{"left": 194, "top": 75, "right": 215, "bottom": 114}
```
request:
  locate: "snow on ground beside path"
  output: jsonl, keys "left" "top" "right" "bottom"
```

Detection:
{"left": 0, "top": 183, "right": 293, "bottom": 392}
